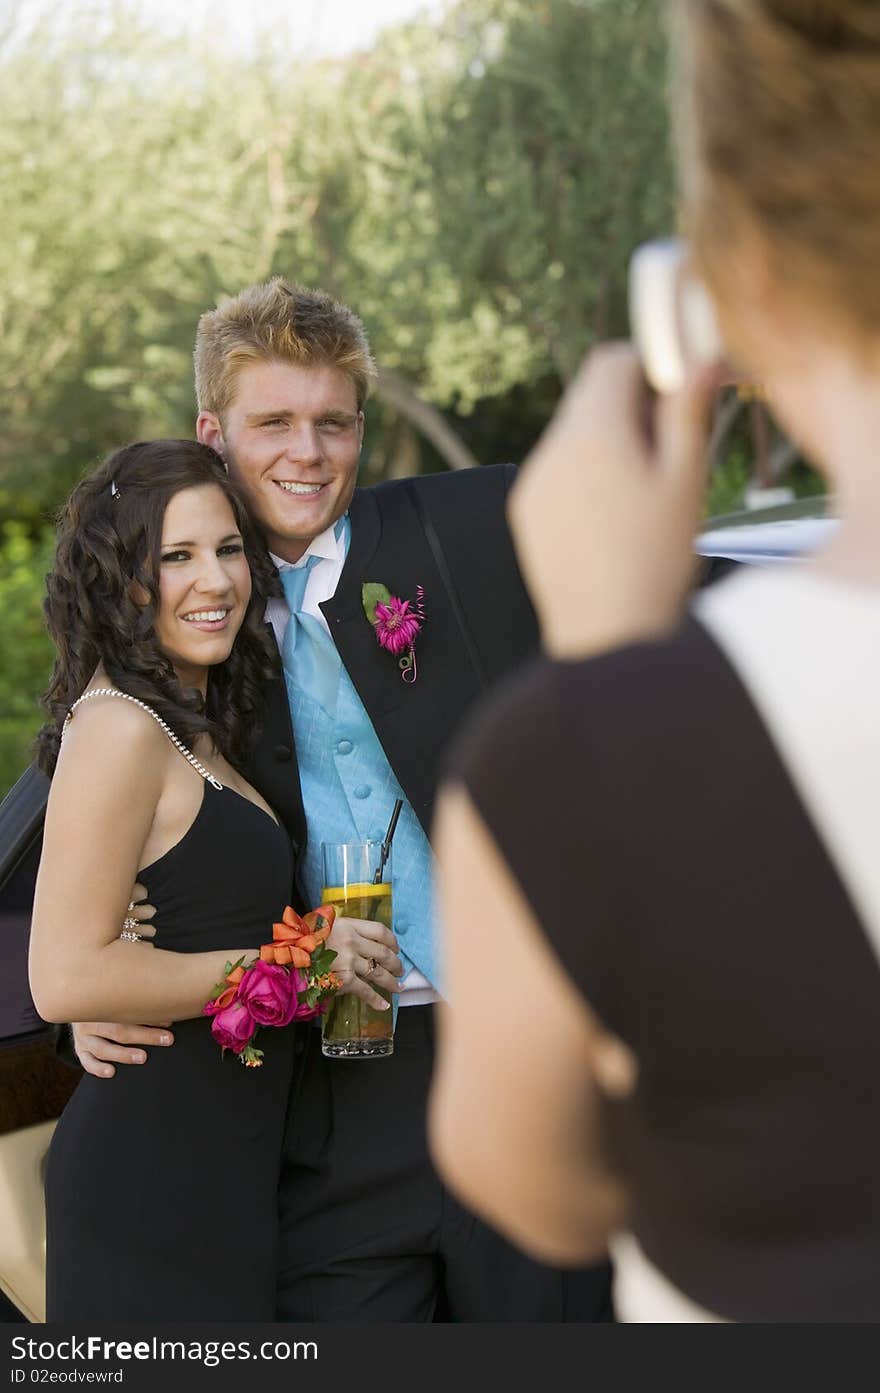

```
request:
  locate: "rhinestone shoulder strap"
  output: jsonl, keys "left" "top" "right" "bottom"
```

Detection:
{"left": 63, "top": 688, "right": 223, "bottom": 790}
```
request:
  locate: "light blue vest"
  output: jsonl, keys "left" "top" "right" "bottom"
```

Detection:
{"left": 281, "top": 517, "right": 441, "bottom": 993}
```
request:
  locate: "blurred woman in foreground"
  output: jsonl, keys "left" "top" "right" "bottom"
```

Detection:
{"left": 430, "top": 0, "right": 880, "bottom": 1322}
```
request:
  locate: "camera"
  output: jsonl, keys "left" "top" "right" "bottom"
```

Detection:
{"left": 628, "top": 238, "right": 724, "bottom": 394}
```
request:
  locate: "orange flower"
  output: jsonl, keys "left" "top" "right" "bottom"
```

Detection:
{"left": 315, "top": 970, "right": 343, "bottom": 992}
{"left": 259, "top": 904, "right": 336, "bottom": 967}
{"left": 301, "top": 908, "right": 334, "bottom": 944}
{"left": 211, "top": 963, "right": 246, "bottom": 1011}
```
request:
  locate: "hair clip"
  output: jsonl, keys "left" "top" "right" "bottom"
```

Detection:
{"left": 110, "top": 480, "right": 121, "bottom": 499}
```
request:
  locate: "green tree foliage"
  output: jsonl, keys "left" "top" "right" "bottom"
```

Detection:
{"left": 0, "top": 524, "right": 55, "bottom": 793}
{"left": 0, "top": 0, "right": 675, "bottom": 512}
{"left": 0, "top": 0, "right": 811, "bottom": 793}
{"left": 306, "top": 0, "right": 673, "bottom": 413}
{"left": 406, "top": 0, "right": 674, "bottom": 397}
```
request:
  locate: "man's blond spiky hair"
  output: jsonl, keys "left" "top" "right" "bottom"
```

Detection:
{"left": 194, "top": 278, "right": 376, "bottom": 418}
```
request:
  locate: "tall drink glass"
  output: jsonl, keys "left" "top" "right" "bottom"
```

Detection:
{"left": 321, "top": 840, "right": 394, "bottom": 1059}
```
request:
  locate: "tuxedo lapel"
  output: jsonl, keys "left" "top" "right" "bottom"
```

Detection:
{"left": 321, "top": 488, "right": 381, "bottom": 648}
{"left": 245, "top": 654, "right": 308, "bottom": 904}
{"left": 322, "top": 489, "right": 400, "bottom": 716}
{"left": 321, "top": 485, "right": 483, "bottom": 835}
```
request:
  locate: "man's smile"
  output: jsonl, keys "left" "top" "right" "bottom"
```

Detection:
{"left": 273, "top": 480, "right": 327, "bottom": 496}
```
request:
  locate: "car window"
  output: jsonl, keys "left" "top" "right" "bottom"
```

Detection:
{"left": 0, "top": 841, "right": 46, "bottom": 1047}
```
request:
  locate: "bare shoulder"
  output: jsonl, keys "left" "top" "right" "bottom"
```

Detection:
{"left": 53, "top": 691, "right": 172, "bottom": 791}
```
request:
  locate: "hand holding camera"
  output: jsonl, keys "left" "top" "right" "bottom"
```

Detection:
{"left": 628, "top": 238, "right": 726, "bottom": 395}
{"left": 507, "top": 238, "right": 727, "bottom": 661}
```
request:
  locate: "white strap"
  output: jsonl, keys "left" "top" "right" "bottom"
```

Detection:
{"left": 694, "top": 564, "right": 880, "bottom": 964}
{"left": 610, "top": 1233, "right": 725, "bottom": 1323}
{"left": 63, "top": 688, "right": 223, "bottom": 790}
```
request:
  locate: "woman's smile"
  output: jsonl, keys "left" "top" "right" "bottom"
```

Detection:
{"left": 178, "top": 606, "right": 233, "bottom": 632}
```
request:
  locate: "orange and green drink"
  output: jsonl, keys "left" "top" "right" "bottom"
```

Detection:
{"left": 321, "top": 841, "right": 394, "bottom": 1059}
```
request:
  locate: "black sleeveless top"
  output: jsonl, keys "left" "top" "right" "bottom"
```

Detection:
{"left": 450, "top": 613, "right": 880, "bottom": 1323}
{"left": 45, "top": 770, "right": 298, "bottom": 1321}
{"left": 139, "top": 779, "right": 293, "bottom": 951}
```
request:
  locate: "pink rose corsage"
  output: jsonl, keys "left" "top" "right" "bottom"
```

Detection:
{"left": 202, "top": 906, "right": 342, "bottom": 1068}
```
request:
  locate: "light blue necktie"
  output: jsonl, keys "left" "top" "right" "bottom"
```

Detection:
{"left": 280, "top": 556, "right": 341, "bottom": 715}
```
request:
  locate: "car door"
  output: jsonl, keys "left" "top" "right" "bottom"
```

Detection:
{"left": 0, "top": 766, "right": 79, "bottom": 1321}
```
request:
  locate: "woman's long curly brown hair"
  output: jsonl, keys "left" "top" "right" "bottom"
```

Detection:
{"left": 36, "top": 440, "right": 281, "bottom": 777}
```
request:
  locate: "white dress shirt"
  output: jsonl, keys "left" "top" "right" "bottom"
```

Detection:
{"left": 268, "top": 527, "right": 437, "bottom": 1006}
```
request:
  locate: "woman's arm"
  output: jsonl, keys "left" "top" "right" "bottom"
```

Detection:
{"left": 429, "top": 784, "right": 636, "bottom": 1266}
{"left": 29, "top": 701, "right": 253, "bottom": 1026}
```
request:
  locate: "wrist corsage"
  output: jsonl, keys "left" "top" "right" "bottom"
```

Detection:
{"left": 202, "top": 905, "right": 342, "bottom": 1067}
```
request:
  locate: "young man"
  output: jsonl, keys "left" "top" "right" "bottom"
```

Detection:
{"left": 71, "top": 279, "right": 614, "bottom": 1321}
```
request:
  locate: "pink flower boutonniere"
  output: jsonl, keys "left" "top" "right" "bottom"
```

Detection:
{"left": 362, "top": 583, "right": 426, "bottom": 683}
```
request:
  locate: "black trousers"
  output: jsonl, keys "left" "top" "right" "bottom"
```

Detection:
{"left": 276, "top": 1004, "right": 613, "bottom": 1322}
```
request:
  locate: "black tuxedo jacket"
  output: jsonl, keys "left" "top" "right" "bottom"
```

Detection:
{"left": 245, "top": 463, "right": 539, "bottom": 906}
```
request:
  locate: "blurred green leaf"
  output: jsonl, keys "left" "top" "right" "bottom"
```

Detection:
{"left": 0, "top": 524, "right": 56, "bottom": 796}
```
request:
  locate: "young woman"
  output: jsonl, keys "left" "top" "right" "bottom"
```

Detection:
{"left": 432, "top": 0, "right": 880, "bottom": 1322}
{"left": 30, "top": 440, "right": 296, "bottom": 1320}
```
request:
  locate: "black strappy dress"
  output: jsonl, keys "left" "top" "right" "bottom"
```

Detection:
{"left": 44, "top": 761, "right": 296, "bottom": 1321}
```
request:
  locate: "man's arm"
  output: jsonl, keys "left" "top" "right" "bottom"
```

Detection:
{"left": 69, "top": 1020, "right": 175, "bottom": 1078}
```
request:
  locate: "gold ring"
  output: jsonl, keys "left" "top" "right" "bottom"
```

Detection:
{"left": 367, "top": 957, "right": 379, "bottom": 975}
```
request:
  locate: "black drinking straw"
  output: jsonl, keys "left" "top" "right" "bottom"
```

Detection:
{"left": 374, "top": 798, "right": 404, "bottom": 884}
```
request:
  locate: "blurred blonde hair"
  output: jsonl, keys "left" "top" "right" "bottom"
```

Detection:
{"left": 673, "top": 0, "right": 880, "bottom": 344}
{"left": 194, "top": 278, "right": 377, "bottom": 418}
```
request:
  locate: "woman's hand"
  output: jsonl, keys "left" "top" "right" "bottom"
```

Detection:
{"left": 326, "top": 916, "right": 403, "bottom": 1011}
{"left": 508, "top": 343, "right": 723, "bottom": 661}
